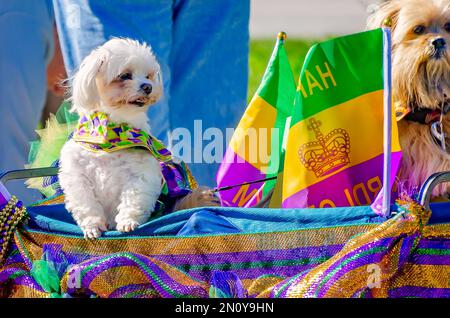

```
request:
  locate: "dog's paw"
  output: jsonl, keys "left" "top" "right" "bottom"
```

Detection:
{"left": 116, "top": 219, "right": 140, "bottom": 233}
{"left": 82, "top": 224, "right": 107, "bottom": 240}
{"left": 80, "top": 217, "right": 108, "bottom": 240}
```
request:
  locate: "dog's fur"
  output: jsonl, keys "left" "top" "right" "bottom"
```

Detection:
{"left": 59, "top": 38, "right": 218, "bottom": 239}
{"left": 368, "top": 0, "right": 450, "bottom": 196}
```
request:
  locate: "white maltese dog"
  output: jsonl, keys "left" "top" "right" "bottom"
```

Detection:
{"left": 59, "top": 38, "right": 207, "bottom": 239}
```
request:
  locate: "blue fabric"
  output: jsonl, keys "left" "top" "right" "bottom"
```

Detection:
{"left": 0, "top": 0, "right": 54, "bottom": 204}
{"left": 176, "top": 211, "right": 242, "bottom": 236}
{"left": 52, "top": 0, "right": 250, "bottom": 187}
{"left": 26, "top": 204, "right": 386, "bottom": 237}
{"left": 25, "top": 202, "right": 450, "bottom": 238}
{"left": 426, "top": 202, "right": 450, "bottom": 225}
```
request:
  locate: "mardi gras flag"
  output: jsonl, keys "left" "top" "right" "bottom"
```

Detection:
{"left": 282, "top": 29, "right": 402, "bottom": 214}
{"left": 216, "top": 33, "right": 295, "bottom": 207}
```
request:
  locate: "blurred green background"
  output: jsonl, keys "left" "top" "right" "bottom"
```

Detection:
{"left": 247, "top": 38, "right": 322, "bottom": 102}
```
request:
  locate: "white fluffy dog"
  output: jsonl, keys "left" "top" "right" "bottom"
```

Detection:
{"left": 59, "top": 38, "right": 165, "bottom": 239}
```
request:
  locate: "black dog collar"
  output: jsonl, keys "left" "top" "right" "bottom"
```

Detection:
{"left": 404, "top": 102, "right": 450, "bottom": 125}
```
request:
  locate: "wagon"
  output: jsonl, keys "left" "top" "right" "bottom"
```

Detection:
{"left": 0, "top": 168, "right": 448, "bottom": 298}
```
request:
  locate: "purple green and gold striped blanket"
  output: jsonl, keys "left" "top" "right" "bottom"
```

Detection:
{"left": 0, "top": 197, "right": 448, "bottom": 298}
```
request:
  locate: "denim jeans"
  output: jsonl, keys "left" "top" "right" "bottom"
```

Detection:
{"left": 0, "top": 0, "right": 54, "bottom": 203}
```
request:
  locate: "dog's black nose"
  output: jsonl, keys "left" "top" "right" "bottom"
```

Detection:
{"left": 140, "top": 83, "right": 152, "bottom": 95}
{"left": 432, "top": 38, "right": 446, "bottom": 50}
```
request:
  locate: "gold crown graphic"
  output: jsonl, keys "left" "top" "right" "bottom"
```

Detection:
{"left": 298, "top": 117, "right": 350, "bottom": 178}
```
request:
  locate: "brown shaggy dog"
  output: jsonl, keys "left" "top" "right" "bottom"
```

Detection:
{"left": 368, "top": 0, "right": 450, "bottom": 196}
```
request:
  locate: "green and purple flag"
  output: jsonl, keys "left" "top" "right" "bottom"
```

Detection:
{"left": 282, "top": 29, "right": 402, "bottom": 215}
{"left": 216, "top": 33, "right": 296, "bottom": 207}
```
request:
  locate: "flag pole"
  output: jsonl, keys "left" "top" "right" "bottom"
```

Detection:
{"left": 277, "top": 31, "right": 287, "bottom": 42}
{"left": 382, "top": 28, "right": 392, "bottom": 217}
{"left": 213, "top": 176, "right": 277, "bottom": 193}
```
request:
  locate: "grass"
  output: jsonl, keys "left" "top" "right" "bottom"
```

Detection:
{"left": 248, "top": 38, "right": 323, "bottom": 101}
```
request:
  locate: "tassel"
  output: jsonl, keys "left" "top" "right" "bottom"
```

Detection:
{"left": 30, "top": 260, "right": 61, "bottom": 295}
{"left": 209, "top": 271, "right": 247, "bottom": 298}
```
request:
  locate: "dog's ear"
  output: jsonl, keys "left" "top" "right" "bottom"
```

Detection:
{"left": 70, "top": 48, "right": 106, "bottom": 114}
{"left": 367, "top": 0, "right": 401, "bottom": 31}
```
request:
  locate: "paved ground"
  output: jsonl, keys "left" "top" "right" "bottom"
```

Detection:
{"left": 250, "top": 0, "right": 382, "bottom": 38}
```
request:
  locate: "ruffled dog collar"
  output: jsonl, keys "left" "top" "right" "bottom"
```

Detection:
{"left": 72, "top": 111, "right": 197, "bottom": 205}
{"left": 73, "top": 111, "right": 172, "bottom": 162}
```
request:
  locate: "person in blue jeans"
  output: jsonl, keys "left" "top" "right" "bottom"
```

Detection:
{"left": 53, "top": 0, "right": 250, "bottom": 188}
{"left": 1, "top": 0, "right": 249, "bottom": 203}
{"left": 0, "top": 0, "right": 55, "bottom": 204}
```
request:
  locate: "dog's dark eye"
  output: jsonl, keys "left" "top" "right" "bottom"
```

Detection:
{"left": 119, "top": 72, "right": 132, "bottom": 81}
{"left": 413, "top": 25, "right": 426, "bottom": 35}
{"left": 445, "top": 22, "right": 450, "bottom": 33}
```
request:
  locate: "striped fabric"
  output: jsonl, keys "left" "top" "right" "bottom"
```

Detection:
{"left": 0, "top": 199, "right": 448, "bottom": 298}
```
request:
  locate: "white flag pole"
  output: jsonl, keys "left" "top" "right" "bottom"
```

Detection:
{"left": 382, "top": 28, "right": 392, "bottom": 217}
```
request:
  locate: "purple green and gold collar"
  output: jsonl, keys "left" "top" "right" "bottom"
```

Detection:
{"left": 73, "top": 111, "right": 172, "bottom": 162}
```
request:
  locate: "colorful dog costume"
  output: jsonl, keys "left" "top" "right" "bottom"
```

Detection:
{"left": 27, "top": 107, "right": 197, "bottom": 214}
